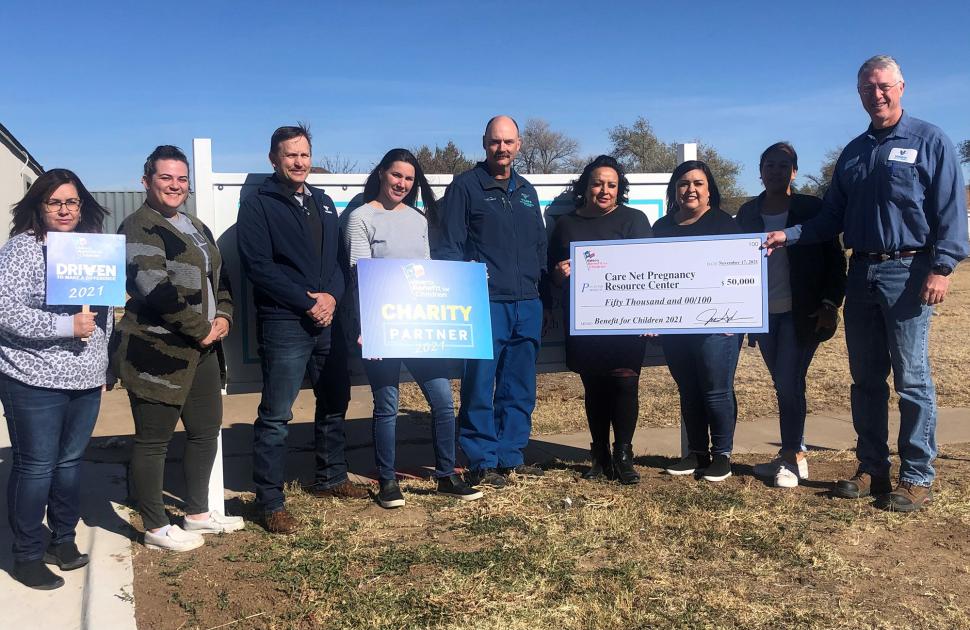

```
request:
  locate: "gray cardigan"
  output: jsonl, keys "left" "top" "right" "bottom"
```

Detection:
{"left": 0, "top": 232, "right": 111, "bottom": 389}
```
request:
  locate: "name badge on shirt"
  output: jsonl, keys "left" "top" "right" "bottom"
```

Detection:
{"left": 888, "top": 148, "right": 918, "bottom": 164}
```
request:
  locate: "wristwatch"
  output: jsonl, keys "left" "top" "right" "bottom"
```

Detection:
{"left": 931, "top": 264, "right": 953, "bottom": 277}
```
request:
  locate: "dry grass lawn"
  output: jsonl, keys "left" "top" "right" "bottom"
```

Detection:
{"left": 133, "top": 446, "right": 970, "bottom": 630}
{"left": 131, "top": 264, "right": 970, "bottom": 629}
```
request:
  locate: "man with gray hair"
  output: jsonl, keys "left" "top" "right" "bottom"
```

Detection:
{"left": 765, "top": 55, "right": 968, "bottom": 511}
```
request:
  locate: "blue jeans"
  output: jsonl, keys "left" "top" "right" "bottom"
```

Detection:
{"left": 459, "top": 299, "right": 541, "bottom": 470}
{"left": 844, "top": 255, "right": 936, "bottom": 486}
{"left": 364, "top": 358, "right": 456, "bottom": 481}
{"left": 253, "top": 319, "right": 350, "bottom": 513}
{"left": 754, "top": 311, "right": 819, "bottom": 452}
{"left": 1, "top": 374, "right": 101, "bottom": 562}
{"left": 661, "top": 334, "right": 741, "bottom": 456}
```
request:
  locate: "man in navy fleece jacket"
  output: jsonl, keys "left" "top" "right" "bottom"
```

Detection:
{"left": 434, "top": 115, "right": 547, "bottom": 488}
{"left": 237, "top": 124, "right": 366, "bottom": 534}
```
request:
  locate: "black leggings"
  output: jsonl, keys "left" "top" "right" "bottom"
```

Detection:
{"left": 130, "top": 351, "right": 222, "bottom": 530}
{"left": 579, "top": 370, "right": 640, "bottom": 445}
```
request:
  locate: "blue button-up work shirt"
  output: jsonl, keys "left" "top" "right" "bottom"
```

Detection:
{"left": 785, "top": 112, "right": 968, "bottom": 269}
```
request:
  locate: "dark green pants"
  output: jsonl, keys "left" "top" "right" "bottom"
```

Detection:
{"left": 129, "top": 351, "right": 222, "bottom": 530}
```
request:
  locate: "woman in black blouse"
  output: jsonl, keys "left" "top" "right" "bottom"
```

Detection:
{"left": 654, "top": 160, "right": 742, "bottom": 483}
{"left": 546, "top": 155, "right": 652, "bottom": 484}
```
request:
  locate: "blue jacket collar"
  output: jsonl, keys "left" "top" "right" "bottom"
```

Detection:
{"left": 866, "top": 110, "right": 911, "bottom": 140}
{"left": 472, "top": 161, "right": 524, "bottom": 193}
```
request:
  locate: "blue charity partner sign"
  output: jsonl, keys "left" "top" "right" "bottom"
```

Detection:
{"left": 357, "top": 258, "right": 493, "bottom": 360}
{"left": 46, "top": 232, "right": 127, "bottom": 306}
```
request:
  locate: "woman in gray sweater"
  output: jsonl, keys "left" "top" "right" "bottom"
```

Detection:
{"left": 344, "top": 149, "right": 481, "bottom": 508}
{"left": 0, "top": 169, "right": 110, "bottom": 590}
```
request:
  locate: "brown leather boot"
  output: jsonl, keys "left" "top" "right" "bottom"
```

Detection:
{"left": 881, "top": 481, "right": 932, "bottom": 512}
{"left": 263, "top": 509, "right": 299, "bottom": 534}
{"left": 833, "top": 471, "right": 892, "bottom": 499}
{"left": 306, "top": 480, "right": 370, "bottom": 499}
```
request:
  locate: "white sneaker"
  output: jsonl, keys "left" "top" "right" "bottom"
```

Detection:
{"left": 183, "top": 511, "right": 246, "bottom": 534}
{"left": 754, "top": 453, "right": 809, "bottom": 480}
{"left": 774, "top": 463, "right": 800, "bottom": 488}
{"left": 144, "top": 525, "right": 205, "bottom": 552}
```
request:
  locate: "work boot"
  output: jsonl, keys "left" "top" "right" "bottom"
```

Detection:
{"left": 833, "top": 471, "right": 892, "bottom": 499}
{"left": 306, "top": 479, "right": 370, "bottom": 500}
{"left": 464, "top": 468, "right": 507, "bottom": 488}
{"left": 612, "top": 443, "right": 640, "bottom": 485}
{"left": 498, "top": 464, "right": 544, "bottom": 477}
{"left": 880, "top": 481, "right": 932, "bottom": 512}
{"left": 262, "top": 509, "right": 299, "bottom": 535}
{"left": 582, "top": 442, "right": 613, "bottom": 480}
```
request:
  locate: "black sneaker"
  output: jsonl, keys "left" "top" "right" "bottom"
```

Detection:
{"left": 702, "top": 454, "right": 732, "bottom": 482}
{"left": 465, "top": 468, "right": 507, "bottom": 488}
{"left": 437, "top": 474, "right": 483, "bottom": 501}
{"left": 377, "top": 479, "right": 405, "bottom": 509}
{"left": 665, "top": 453, "right": 709, "bottom": 476}
{"left": 497, "top": 464, "right": 544, "bottom": 477}
{"left": 13, "top": 559, "right": 64, "bottom": 590}
{"left": 44, "top": 541, "right": 89, "bottom": 571}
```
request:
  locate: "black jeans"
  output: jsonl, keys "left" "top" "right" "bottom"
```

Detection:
{"left": 129, "top": 351, "right": 222, "bottom": 530}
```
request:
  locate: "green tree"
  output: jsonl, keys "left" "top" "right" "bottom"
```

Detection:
{"left": 413, "top": 141, "right": 475, "bottom": 175}
{"left": 607, "top": 116, "right": 745, "bottom": 211}
{"left": 798, "top": 147, "right": 843, "bottom": 198}
{"left": 515, "top": 118, "right": 579, "bottom": 174}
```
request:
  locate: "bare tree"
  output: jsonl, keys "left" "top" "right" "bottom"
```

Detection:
{"left": 798, "top": 147, "right": 843, "bottom": 198}
{"left": 565, "top": 154, "right": 603, "bottom": 173}
{"left": 959, "top": 139, "right": 970, "bottom": 164}
{"left": 412, "top": 141, "right": 475, "bottom": 175}
{"left": 515, "top": 118, "right": 579, "bottom": 174}
{"left": 316, "top": 153, "right": 359, "bottom": 174}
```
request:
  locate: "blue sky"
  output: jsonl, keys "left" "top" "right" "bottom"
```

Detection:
{"left": 2, "top": 0, "right": 969, "bottom": 194}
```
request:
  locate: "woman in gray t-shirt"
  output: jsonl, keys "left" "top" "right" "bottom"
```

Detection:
{"left": 344, "top": 149, "right": 482, "bottom": 508}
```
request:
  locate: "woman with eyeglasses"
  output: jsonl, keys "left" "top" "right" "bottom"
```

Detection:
{"left": 343, "top": 148, "right": 482, "bottom": 508}
{"left": 0, "top": 169, "right": 110, "bottom": 590}
{"left": 736, "top": 142, "right": 846, "bottom": 488}
{"left": 114, "top": 145, "right": 242, "bottom": 553}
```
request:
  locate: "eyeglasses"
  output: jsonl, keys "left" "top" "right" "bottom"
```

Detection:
{"left": 44, "top": 199, "right": 82, "bottom": 213}
{"left": 857, "top": 80, "right": 901, "bottom": 96}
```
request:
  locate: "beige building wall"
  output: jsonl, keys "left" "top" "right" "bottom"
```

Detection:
{"left": 0, "top": 142, "right": 42, "bottom": 246}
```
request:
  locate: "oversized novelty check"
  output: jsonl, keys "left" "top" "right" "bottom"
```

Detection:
{"left": 570, "top": 234, "right": 768, "bottom": 335}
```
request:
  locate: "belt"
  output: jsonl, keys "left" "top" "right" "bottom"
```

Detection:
{"left": 851, "top": 249, "right": 924, "bottom": 262}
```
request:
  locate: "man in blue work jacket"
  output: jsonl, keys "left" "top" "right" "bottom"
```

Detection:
{"left": 435, "top": 116, "right": 547, "bottom": 488}
{"left": 765, "top": 55, "right": 969, "bottom": 512}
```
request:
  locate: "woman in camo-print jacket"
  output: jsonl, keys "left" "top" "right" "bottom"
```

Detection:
{"left": 0, "top": 168, "right": 110, "bottom": 590}
{"left": 113, "top": 145, "right": 243, "bottom": 553}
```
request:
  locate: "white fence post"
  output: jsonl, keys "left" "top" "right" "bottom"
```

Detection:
{"left": 675, "top": 142, "right": 696, "bottom": 458}
{"left": 194, "top": 138, "right": 228, "bottom": 516}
